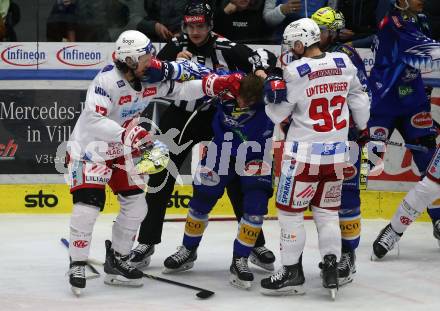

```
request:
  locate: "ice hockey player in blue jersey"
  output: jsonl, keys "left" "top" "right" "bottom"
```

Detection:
{"left": 163, "top": 73, "right": 274, "bottom": 290}
{"left": 311, "top": 7, "right": 371, "bottom": 286}
{"left": 369, "top": 0, "right": 440, "bottom": 259}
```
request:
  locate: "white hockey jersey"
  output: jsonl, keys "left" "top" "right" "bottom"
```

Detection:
{"left": 265, "top": 52, "right": 370, "bottom": 164}
{"left": 68, "top": 63, "right": 204, "bottom": 162}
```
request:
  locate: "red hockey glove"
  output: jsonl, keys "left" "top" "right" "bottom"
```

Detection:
{"left": 121, "top": 119, "right": 152, "bottom": 155}
{"left": 202, "top": 73, "right": 243, "bottom": 100}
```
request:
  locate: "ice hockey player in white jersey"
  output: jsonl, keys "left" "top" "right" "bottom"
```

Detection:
{"left": 260, "top": 18, "right": 370, "bottom": 300}
{"left": 66, "top": 30, "right": 240, "bottom": 296}
{"left": 372, "top": 146, "right": 440, "bottom": 260}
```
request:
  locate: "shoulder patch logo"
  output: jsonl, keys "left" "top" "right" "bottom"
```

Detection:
{"left": 297, "top": 63, "right": 311, "bottom": 77}
{"left": 333, "top": 58, "right": 346, "bottom": 68}
{"left": 117, "top": 80, "right": 125, "bottom": 88}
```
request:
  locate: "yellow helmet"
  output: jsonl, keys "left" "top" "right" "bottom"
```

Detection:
{"left": 311, "top": 7, "right": 345, "bottom": 31}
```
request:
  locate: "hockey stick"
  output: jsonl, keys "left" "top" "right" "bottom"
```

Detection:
{"left": 370, "top": 136, "right": 429, "bottom": 153}
{"left": 177, "top": 90, "right": 228, "bottom": 145}
{"left": 60, "top": 238, "right": 101, "bottom": 279}
{"left": 359, "top": 145, "right": 369, "bottom": 190}
{"left": 84, "top": 254, "right": 214, "bottom": 299}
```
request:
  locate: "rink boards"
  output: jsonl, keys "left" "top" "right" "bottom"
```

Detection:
{"left": 0, "top": 183, "right": 437, "bottom": 222}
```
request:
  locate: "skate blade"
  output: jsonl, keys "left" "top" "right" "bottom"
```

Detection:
{"left": 329, "top": 288, "right": 337, "bottom": 300}
{"left": 104, "top": 274, "right": 143, "bottom": 287}
{"left": 260, "top": 285, "right": 305, "bottom": 296}
{"left": 249, "top": 255, "right": 275, "bottom": 271}
{"left": 162, "top": 261, "right": 194, "bottom": 274}
{"left": 338, "top": 275, "right": 353, "bottom": 286}
{"left": 71, "top": 286, "right": 82, "bottom": 297}
{"left": 229, "top": 274, "right": 252, "bottom": 290}
{"left": 370, "top": 252, "right": 382, "bottom": 261}
{"left": 129, "top": 257, "right": 151, "bottom": 270}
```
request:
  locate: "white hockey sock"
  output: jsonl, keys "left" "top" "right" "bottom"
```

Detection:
{"left": 69, "top": 202, "right": 100, "bottom": 261}
{"left": 278, "top": 210, "right": 306, "bottom": 266}
{"left": 391, "top": 177, "right": 440, "bottom": 234}
{"left": 112, "top": 192, "right": 148, "bottom": 256}
{"left": 312, "top": 206, "right": 341, "bottom": 261}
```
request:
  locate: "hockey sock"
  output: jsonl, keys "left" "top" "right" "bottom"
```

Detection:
{"left": 312, "top": 206, "right": 341, "bottom": 261}
{"left": 391, "top": 177, "right": 440, "bottom": 234}
{"left": 69, "top": 202, "right": 100, "bottom": 261}
{"left": 182, "top": 208, "right": 209, "bottom": 249}
{"left": 339, "top": 206, "right": 361, "bottom": 251}
{"left": 112, "top": 192, "right": 148, "bottom": 255}
{"left": 278, "top": 209, "right": 306, "bottom": 265}
{"left": 233, "top": 214, "right": 263, "bottom": 257}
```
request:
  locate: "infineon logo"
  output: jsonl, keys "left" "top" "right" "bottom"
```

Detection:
{"left": 0, "top": 44, "right": 46, "bottom": 66}
{"left": 56, "top": 45, "right": 103, "bottom": 67}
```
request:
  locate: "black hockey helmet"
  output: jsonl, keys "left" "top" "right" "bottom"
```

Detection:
{"left": 182, "top": 0, "right": 214, "bottom": 32}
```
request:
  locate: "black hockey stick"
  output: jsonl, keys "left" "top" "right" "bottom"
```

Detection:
{"left": 141, "top": 273, "right": 214, "bottom": 299}
{"left": 60, "top": 238, "right": 101, "bottom": 279}
{"left": 370, "top": 135, "right": 429, "bottom": 153}
{"left": 84, "top": 250, "right": 214, "bottom": 299}
{"left": 177, "top": 89, "right": 228, "bottom": 145}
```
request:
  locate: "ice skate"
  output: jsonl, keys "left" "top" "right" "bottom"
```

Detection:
{"left": 260, "top": 263, "right": 305, "bottom": 296}
{"left": 68, "top": 261, "right": 86, "bottom": 297}
{"left": 371, "top": 224, "right": 402, "bottom": 260}
{"left": 129, "top": 243, "right": 155, "bottom": 270}
{"left": 321, "top": 254, "right": 338, "bottom": 300}
{"left": 103, "top": 240, "right": 143, "bottom": 287}
{"left": 338, "top": 248, "right": 356, "bottom": 286}
{"left": 229, "top": 256, "right": 254, "bottom": 289}
{"left": 163, "top": 245, "right": 197, "bottom": 273}
{"left": 249, "top": 246, "right": 275, "bottom": 271}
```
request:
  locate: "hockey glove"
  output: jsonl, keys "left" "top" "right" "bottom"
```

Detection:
{"left": 141, "top": 58, "right": 173, "bottom": 83}
{"left": 202, "top": 73, "right": 243, "bottom": 100}
{"left": 356, "top": 128, "right": 370, "bottom": 147}
{"left": 121, "top": 120, "right": 152, "bottom": 156}
{"left": 264, "top": 68, "right": 287, "bottom": 105}
{"left": 135, "top": 140, "right": 170, "bottom": 175}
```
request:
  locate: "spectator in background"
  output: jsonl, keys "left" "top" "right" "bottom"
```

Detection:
{"left": 263, "top": 0, "right": 329, "bottom": 44}
{"left": 335, "top": 0, "right": 379, "bottom": 48}
{"left": 0, "top": 0, "right": 19, "bottom": 41}
{"left": 136, "top": 0, "right": 187, "bottom": 42}
{"left": 425, "top": 0, "right": 440, "bottom": 40}
{"left": 108, "top": 0, "right": 145, "bottom": 41}
{"left": 46, "top": 0, "right": 76, "bottom": 41}
{"left": 213, "top": 0, "right": 269, "bottom": 44}
{"left": 47, "top": 0, "right": 127, "bottom": 42}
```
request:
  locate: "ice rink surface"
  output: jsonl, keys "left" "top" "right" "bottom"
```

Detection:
{"left": 1, "top": 215, "right": 439, "bottom": 311}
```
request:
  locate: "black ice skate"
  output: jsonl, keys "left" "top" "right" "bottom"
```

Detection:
{"left": 260, "top": 263, "right": 305, "bottom": 296}
{"left": 433, "top": 220, "right": 440, "bottom": 247}
{"left": 229, "top": 256, "right": 254, "bottom": 289}
{"left": 68, "top": 261, "right": 86, "bottom": 296}
{"left": 163, "top": 245, "right": 197, "bottom": 274}
{"left": 371, "top": 223, "right": 402, "bottom": 260}
{"left": 338, "top": 248, "right": 356, "bottom": 286}
{"left": 103, "top": 240, "right": 143, "bottom": 287}
{"left": 321, "top": 254, "right": 339, "bottom": 300}
{"left": 249, "top": 246, "right": 276, "bottom": 271}
{"left": 129, "top": 243, "right": 155, "bottom": 270}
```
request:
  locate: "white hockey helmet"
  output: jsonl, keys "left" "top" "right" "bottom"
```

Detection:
{"left": 283, "top": 18, "right": 321, "bottom": 50}
{"left": 115, "top": 30, "right": 154, "bottom": 65}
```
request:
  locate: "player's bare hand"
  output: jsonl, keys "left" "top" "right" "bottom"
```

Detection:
{"left": 339, "top": 28, "right": 355, "bottom": 40}
{"left": 176, "top": 50, "right": 192, "bottom": 60}
{"left": 155, "top": 23, "right": 173, "bottom": 41}
{"left": 281, "top": 0, "right": 301, "bottom": 15}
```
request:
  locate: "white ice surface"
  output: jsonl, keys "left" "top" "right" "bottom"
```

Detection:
{"left": 1, "top": 215, "right": 439, "bottom": 311}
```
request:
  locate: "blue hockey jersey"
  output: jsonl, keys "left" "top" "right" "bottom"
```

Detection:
{"left": 370, "top": 8, "right": 440, "bottom": 101}
{"left": 211, "top": 100, "right": 274, "bottom": 161}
